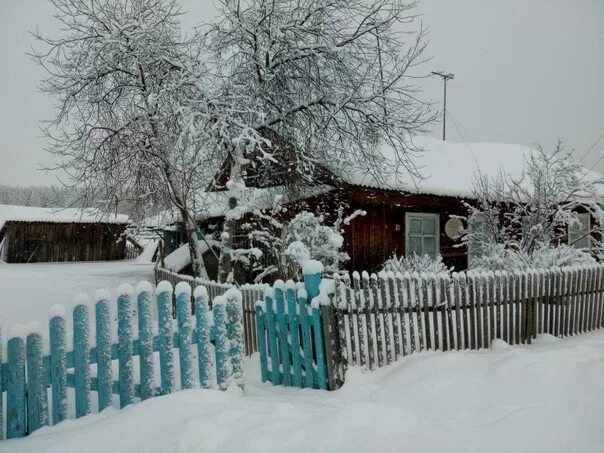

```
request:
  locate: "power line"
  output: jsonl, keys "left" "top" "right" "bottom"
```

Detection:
{"left": 579, "top": 130, "right": 604, "bottom": 163}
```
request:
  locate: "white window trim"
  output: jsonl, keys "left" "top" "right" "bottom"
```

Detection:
{"left": 568, "top": 213, "right": 591, "bottom": 249}
{"left": 405, "top": 212, "right": 440, "bottom": 258}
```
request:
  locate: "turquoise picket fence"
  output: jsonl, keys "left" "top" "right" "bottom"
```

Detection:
{"left": 255, "top": 269, "right": 329, "bottom": 390}
{"left": 0, "top": 280, "right": 244, "bottom": 440}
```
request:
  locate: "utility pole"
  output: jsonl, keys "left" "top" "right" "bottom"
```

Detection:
{"left": 432, "top": 71, "right": 455, "bottom": 140}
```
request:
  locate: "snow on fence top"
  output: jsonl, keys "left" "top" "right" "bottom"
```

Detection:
{"left": 329, "top": 136, "right": 604, "bottom": 200}
{"left": 0, "top": 204, "right": 130, "bottom": 230}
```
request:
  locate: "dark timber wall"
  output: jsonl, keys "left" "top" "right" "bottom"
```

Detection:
{"left": 1, "top": 221, "right": 128, "bottom": 263}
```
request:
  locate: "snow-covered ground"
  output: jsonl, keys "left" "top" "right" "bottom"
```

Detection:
{"left": 0, "top": 260, "right": 154, "bottom": 327}
{"left": 4, "top": 331, "right": 604, "bottom": 453}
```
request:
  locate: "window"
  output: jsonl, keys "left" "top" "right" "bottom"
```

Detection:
{"left": 568, "top": 213, "right": 591, "bottom": 249}
{"left": 405, "top": 213, "right": 440, "bottom": 258}
{"left": 468, "top": 213, "right": 487, "bottom": 267}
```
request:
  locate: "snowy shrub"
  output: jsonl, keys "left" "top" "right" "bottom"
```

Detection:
{"left": 381, "top": 254, "right": 450, "bottom": 275}
{"left": 282, "top": 212, "right": 348, "bottom": 275}
{"left": 471, "top": 242, "right": 596, "bottom": 272}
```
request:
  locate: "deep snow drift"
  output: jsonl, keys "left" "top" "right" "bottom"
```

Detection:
{"left": 0, "top": 260, "right": 153, "bottom": 327}
{"left": 4, "top": 331, "right": 604, "bottom": 453}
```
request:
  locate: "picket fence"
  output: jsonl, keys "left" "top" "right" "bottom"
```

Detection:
{"left": 0, "top": 281, "right": 244, "bottom": 440}
{"left": 154, "top": 266, "right": 266, "bottom": 357}
{"left": 255, "top": 272, "right": 328, "bottom": 390}
{"left": 320, "top": 264, "right": 604, "bottom": 388}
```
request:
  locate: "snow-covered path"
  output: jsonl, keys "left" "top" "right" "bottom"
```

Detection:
{"left": 0, "top": 260, "right": 154, "bottom": 327}
{"left": 4, "top": 332, "right": 604, "bottom": 453}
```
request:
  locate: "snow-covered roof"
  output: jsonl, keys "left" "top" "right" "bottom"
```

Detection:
{"left": 0, "top": 204, "right": 130, "bottom": 231}
{"left": 330, "top": 136, "right": 604, "bottom": 200}
{"left": 144, "top": 185, "right": 333, "bottom": 228}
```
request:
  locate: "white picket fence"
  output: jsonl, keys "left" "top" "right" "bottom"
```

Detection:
{"left": 322, "top": 264, "right": 604, "bottom": 383}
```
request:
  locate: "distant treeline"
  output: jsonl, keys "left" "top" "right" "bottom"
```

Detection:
{"left": 0, "top": 184, "right": 82, "bottom": 208}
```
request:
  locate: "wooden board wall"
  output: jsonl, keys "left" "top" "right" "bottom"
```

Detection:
{"left": 2, "top": 221, "right": 127, "bottom": 263}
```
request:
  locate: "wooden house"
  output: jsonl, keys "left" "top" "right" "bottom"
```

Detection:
{"left": 163, "top": 136, "right": 604, "bottom": 278}
{"left": 0, "top": 205, "right": 130, "bottom": 263}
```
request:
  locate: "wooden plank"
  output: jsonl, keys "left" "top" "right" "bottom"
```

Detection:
{"left": 255, "top": 306, "right": 269, "bottom": 383}
{"left": 443, "top": 275, "right": 454, "bottom": 352}
{"left": 567, "top": 268, "right": 577, "bottom": 336}
{"left": 118, "top": 289, "right": 135, "bottom": 407}
{"left": 352, "top": 272, "right": 366, "bottom": 367}
{"left": 597, "top": 266, "right": 604, "bottom": 328}
{"left": 73, "top": 303, "right": 91, "bottom": 418}
{"left": 138, "top": 285, "right": 155, "bottom": 399}
{"left": 467, "top": 272, "right": 479, "bottom": 349}
{"left": 487, "top": 272, "right": 496, "bottom": 345}
{"left": 362, "top": 272, "right": 375, "bottom": 369}
{"left": 512, "top": 272, "right": 521, "bottom": 345}
{"left": 399, "top": 273, "right": 413, "bottom": 355}
{"left": 287, "top": 286, "right": 304, "bottom": 388}
{"left": 452, "top": 273, "right": 463, "bottom": 350}
{"left": 95, "top": 296, "right": 112, "bottom": 411}
{"left": 298, "top": 290, "right": 314, "bottom": 387}
{"left": 379, "top": 273, "right": 394, "bottom": 364}
{"left": 50, "top": 315, "right": 67, "bottom": 425}
{"left": 344, "top": 281, "right": 358, "bottom": 366}
{"left": 412, "top": 273, "right": 425, "bottom": 351}
{"left": 422, "top": 274, "right": 433, "bottom": 350}
{"left": 371, "top": 274, "right": 385, "bottom": 367}
{"left": 176, "top": 286, "right": 194, "bottom": 390}
{"left": 501, "top": 271, "right": 510, "bottom": 343}
{"left": 265, "top": 293, "right": 282, "bottom": 385}
{"left": 6, "top": 337, "right": 26, "bottom": 438}
{"left": 157, "top": 285, "right": 175, "bottom": 394}
{"left": 388, "top": 273, "right": 402, "bottom": 359}
{"left": 587, "top": 267, "right": 597, "bottom": 331}
{"left": 275, "top": 285, "right": 291, "bottom": 386}
{"left": 195, "top": 287, "right": 213, "bottom": 388}
{"left": 494, "top": 271, "right": 502, "bottom": 340}
{"left": 26, "top": 333, "right": 48, "bottom": 433}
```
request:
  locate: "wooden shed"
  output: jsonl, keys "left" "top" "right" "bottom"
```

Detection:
{"left": 0, "top": 205, "right": 130, "bottom": 263}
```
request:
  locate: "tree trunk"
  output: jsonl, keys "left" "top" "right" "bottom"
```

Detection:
{"left": 180, "top": 208, "right": 209, "bottom": 280}
{"left": 217, "top": 200, "right": 237, "bottom": 283}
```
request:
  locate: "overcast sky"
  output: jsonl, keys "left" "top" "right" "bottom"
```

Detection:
{"left": 1, "top": 0, "right": 603, "bottom": 186}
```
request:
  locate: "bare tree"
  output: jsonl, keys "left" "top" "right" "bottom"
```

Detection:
{"left": 466, "top": 142, "right": 604, "bottom": 261}
{"left": 32, "top": 0, "right": 222, "bottom": 277}
{"left": 204, "top": 0, "right": 435, "bottom": 280}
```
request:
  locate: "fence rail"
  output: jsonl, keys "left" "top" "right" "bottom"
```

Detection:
{"left": 154, "top": 266, "right": 266, "bottom": 356}
{"left": 0, "top": 281, "right": 244, "bottom": 440}
{"left": 322, "top": 264, "right": 604, "bottom": 388}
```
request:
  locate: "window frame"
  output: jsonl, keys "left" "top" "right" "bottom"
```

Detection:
{"left": 405, "top": 212, "right": 440, "bottom": 258}
{"left": 568, "top": 212, "right": 591, "bottom": 249}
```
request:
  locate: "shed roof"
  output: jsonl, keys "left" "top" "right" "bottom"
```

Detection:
{"left": 327, "top": 136, "right": 604, "bottom": 200}
{"left": 0, "top": 204, "right": 130, "bottom": 231}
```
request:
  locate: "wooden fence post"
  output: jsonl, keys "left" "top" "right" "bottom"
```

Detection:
{"left": 50, "top": 310, "right": 67, "bottom": 425}
{"left": 213, "top": 296, "right": 229, "bottom": 390}
{"left": 73, "top": 297, "right": 91, "bottom": 418}
{"left": 117, "top": 285, "right": 134, "bottom": 408}
{"left": 255, "top": 302, "right": 269, "bottom": 383}
{"left": 225, "top": 289, "right": 245, "bottom": 389}
{"left": 26, "top": 332, "right": 48, "bottom": 433}
{"left": 175, "top": 282, "right": 194, "bottom": 390}
{"left": 320, "top": 302, "right": 343, "bottom": 390}
{"left": 157, "top": 281, "right": 175, "bottom": 395}
{"left": 194, "top": 286, "right": 212, "bottom": 389}
{"left": 286, "top": 284, "right": 303, "bottom": 388}
{"left": 137, "top": 282, "right": 155, "bottom": 400}
{"left": 95, "top": 290, "right": 113, "bottom": 411}
{"left": 6, "top": 336, "right": 26, "bottom": 439}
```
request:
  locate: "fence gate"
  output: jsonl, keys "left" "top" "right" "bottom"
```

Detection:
{"left": 255, "top": 271, "right": 330, "bottom": 390}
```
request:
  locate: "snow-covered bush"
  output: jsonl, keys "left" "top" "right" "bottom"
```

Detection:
{"left": 246, "top": 209, "right": 349, "bottom": 282}
{"left": 282, "top": 212, "right": 347, "bottom": 273}
{"left": 465, "top": 142, "right": 603, "bottom": 271}
{"left": 381, "top": 254, "right": 450, "bottom": 275}
{"left": 471, "top": 242, "right": 596, "bottom": 272}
